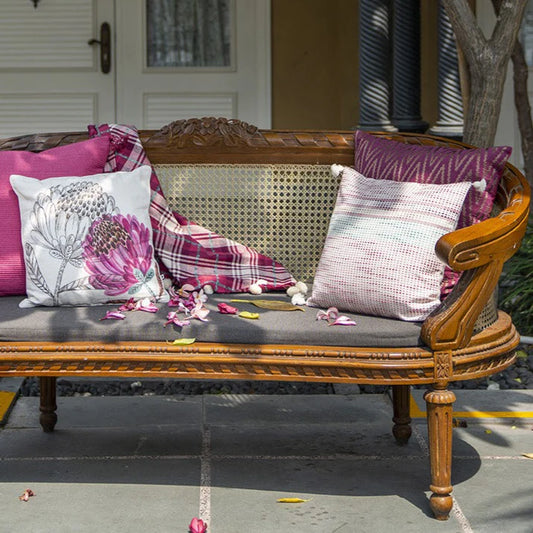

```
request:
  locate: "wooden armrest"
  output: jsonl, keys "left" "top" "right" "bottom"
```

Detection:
{"left": 422, "top": 168, "right": 530, "bottom": 351}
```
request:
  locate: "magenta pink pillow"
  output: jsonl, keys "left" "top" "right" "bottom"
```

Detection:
{"left": 353, "top": 131, "right": 512, "bottom": 297}
{"left": 0, "top": 135, "right": 111, "bottom": 295}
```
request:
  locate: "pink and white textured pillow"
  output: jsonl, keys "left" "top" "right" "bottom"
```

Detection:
{"left": 88, "top": 124, "right": 295, "bottom": 293}
{"left": 10, "top": 166, "right": 167, "bottom": 307}
{"left": 307, "top": 166, "right": 475, "bottom": 321}
{"left": 353, "top": 130, "right": 511, "bottom": 297}
{"left": 0, "top": 135, "right": 111, "bottom": 296}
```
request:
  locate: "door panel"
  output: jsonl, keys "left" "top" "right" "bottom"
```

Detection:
{"left": 116, "top": 0, "right": 271, "bottom": 128}
{"left": 0, "top": 0, "right": 115, "bottom": 137}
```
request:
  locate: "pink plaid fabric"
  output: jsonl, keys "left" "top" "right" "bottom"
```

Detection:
{"left": 88, "top": 124, "right": 295, "bottom": 293}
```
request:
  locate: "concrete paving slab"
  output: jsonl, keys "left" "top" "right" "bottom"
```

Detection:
{"left": 209, "top": 458, "right": 459, "bottom": 533}
{"left": 451, "top": 423, "right": 533, "bottom": 458}
{"left": 205, "top": 393, "right": 392, "bottom": 426}
{"left": 210, "top": 422, "right": 424, "bottom": 457}
{"left": 452, "top": 458, "right": 533, "bottom": 533}
{"left": 0, "top": 459, "right": 200, "bottom": 533}
{"left": 7, "top": 395, "right": 202, "bottom": 429}
{"left": 0, "top": 426, "right": 202, "bottom": 458}
{"left": 411, "top": 389, "right": 533, "bottom": 420}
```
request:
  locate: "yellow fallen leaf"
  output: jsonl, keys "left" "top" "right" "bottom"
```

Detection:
{"left": 167, "top": 338, "right": 196, "bottom": 345}
{"left": 522, "top": 453, "right": 533, "bottom": 459}
{"left": 277, "top": 498, "right": 310, "bottom": 503}
{"left": 238, "top": 311, "right": 260, "bottom": 320}
{"left": 485, "top": 429, "right": 492, "bottom": 434}
{"left": 231, "top": 299, "right": 305, "bottom": 311}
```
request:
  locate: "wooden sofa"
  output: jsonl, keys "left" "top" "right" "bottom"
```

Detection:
{"left": 0, "top": 118, "right": 530, "bottom": 520}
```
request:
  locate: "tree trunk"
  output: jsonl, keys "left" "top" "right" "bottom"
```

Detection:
{"left": 443, "top": 0, "right": 528, "bottom": 147}
{"left": 492, "top": 0, "right": 533, "bottom": 187}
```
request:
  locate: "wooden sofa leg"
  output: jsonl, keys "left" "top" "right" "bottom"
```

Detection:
{"left": 424, "top": 384, "right": 456, "bottom": 521}
{"left": 39, "top": 377, "right": 57, "bottom": 433}
{"left": 392, "top": 384, "right": 412, "bottom": 445}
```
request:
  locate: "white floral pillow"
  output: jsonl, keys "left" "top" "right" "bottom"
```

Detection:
{"left": 10, "top": 166, "right": 168, "bottom": 307}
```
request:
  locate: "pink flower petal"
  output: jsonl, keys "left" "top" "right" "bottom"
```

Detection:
{"left": 326, "top": 307, "right": 339, "bottom": 321}
{"left": 189, "top": 517, "right": 207, "bottom": 533}
{"left": 134, "top": 298, "right": 158, "bottom": 313}
{"left": 218, "top": 303, "right": 239, "bottom": 314}
{"left": 19, "top": 489, "right": 35, "bottom": 502}
{"left": 190, "top": 306, "right": 210, "bottom": 322}
{"left": 100, "top": 310, "right": 126, "bottom": 321}
{"left": 316, "top": 310, "right": 329, "bottom": 321}
{"left": 118, "top": 298, "right": 137, "bottom": 311}
{"left": 164, "top": 311, "right": 191, "bottom": 328}
{"left": 328, "top": 315, "right": 357, "bottom": 326}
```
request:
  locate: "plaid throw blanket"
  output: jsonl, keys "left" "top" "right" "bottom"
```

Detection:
{"left": 88, "top": 124, "right": 295, "bottom": 293}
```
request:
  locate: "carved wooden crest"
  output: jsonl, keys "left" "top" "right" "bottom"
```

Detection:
{"left": 159, "top": 117, "right": 262, "bottom": 148}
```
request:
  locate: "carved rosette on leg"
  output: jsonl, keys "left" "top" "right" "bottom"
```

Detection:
{"left": 39, "top": 377, "right": 57, "bottom": 432}
{"left": 392, "top": 384, "right": 412, "bottom": 445}
{"left": 424, "top": 384, "right": 456, "bottom": 520}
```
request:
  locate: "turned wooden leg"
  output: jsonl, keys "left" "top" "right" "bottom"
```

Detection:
{"left": 392, "top": 384, "right": 412, "bottom": 445}
{"left": 39, "top": 377, "right": 57, "bottom": 433}
{"left": 424, "top": 384, "right": 455, "bottom": 521}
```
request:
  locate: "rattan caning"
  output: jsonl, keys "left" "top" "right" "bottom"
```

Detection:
{"left": 155, "top": 163, "right": 340, "bottom": 282}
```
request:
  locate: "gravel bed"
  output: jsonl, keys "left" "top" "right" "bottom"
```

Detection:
{"left": 19, "top": 345, "right": 533, "bottom": 397}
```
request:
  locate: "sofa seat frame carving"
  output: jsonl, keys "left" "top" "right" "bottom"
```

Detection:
{"left": 0, "top": 118, "right": 530, "bottom": 521}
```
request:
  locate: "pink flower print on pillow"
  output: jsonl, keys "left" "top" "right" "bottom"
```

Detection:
{"left": 83, "top": 213, "right": 161, "bottom": 298}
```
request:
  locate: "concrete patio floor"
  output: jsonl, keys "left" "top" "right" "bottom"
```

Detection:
{"left": 0, "top": 382, "right": 532, "bottom": 533}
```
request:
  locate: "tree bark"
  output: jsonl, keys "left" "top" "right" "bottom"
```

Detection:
{"left": 511, "top": 39, "right": 533, "bottom": 187}
{"left": 443, "top": 0, "right": 528, "bottom": 147}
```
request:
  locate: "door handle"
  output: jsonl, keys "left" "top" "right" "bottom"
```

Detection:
{"left": 88, "top": 22, "right": 111, "bottom": 74}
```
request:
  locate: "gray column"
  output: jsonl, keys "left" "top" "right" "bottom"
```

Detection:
{"left": 357, "top": 0, "right": 396, "bottom": 131}
{"left": 391, "top": 0, "right": 428, "bottom": 133}
{"left": 428, "top": 1, "right": 464, "bottom": 139}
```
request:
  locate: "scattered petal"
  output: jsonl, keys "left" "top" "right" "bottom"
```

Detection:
{"left": 316, "top": 307, "right": 339, "bottom": 321}
{"left": 19, "top": 489, "right": 35, "bottom": 502}
{"left": 328, "top": 315, "right": 357, "bottom": 326}
{"left": 316, "top": 309, "right": 330, "bottom": 321}
{"left": 134, "top": 298, "right": 158, "bottom": 313}
{"left": 168, "top": 338, "right": 196, "bottom": 345}
{"left": 118, "top": 298, "right": 137, "bottom": 311}
{"left": 239, "top": 311, "right": 260, "bottom": 319}
{"left": 164, "top": 311, "right": 191, "bottom": 328}
{"left": 100, "top": 310, "right": 126, "bottom": 321}
{"left": 277, "top": 497, "right": 311, "bottom": 503}
{"left": 190, "top": 306, "right": 210, "bottom": 322}
{"left": 218, "top": 303, "right": 239, "bottom": 314}
{"left": 203, "top": 284, "right": 214, "bottom": 295}
{"left": 189, "top": 517, "right": 208, "bottom": 533}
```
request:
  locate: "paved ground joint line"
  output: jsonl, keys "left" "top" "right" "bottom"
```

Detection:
{"left": 452, "top": 497, "right": 474, "bottom": 533}
{"left": 199, "top": 398, "right": 211, "bottom": 527}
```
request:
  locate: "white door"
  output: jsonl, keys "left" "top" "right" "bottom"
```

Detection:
{"left": 0, "top": 0, "right": 270, "bottom": 138}
{"left": 0, "top": 0, "right": 114, "bottom": 137}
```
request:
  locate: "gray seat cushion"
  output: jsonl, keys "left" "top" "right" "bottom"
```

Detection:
{"left": 0, "top": 293, "right": 423, "bottom": 348}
